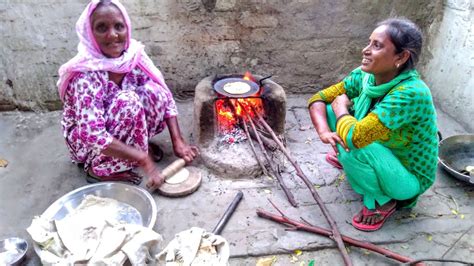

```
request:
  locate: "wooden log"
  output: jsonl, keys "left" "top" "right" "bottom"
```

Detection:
{"left": 248, "top": 128, "right": 278, "bottom": 151}
{"left": 237, "top": 102, "right": 298, "bottom": 207}
{"left": 254, "top": 110, "right": 352, "bottom": 266}
{"left": 256, "top": 208, "right": 414, "bottom": 264}
{"left": 241, "top": 117, "right": 269, "bottom": 177}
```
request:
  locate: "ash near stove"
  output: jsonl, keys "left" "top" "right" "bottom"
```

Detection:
{"left": 193, "top": 72, "right": 286, "bottom": 178}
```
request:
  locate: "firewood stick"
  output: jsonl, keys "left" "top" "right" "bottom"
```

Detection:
{"left": 241, "top": 117, "right": 269, "bottom": 177}
{"left": 256, "top": 208, "right": 414, "bottom": 263}
{"left": 253, "top": 110, "right": 352, "bottom": 266}
{"left": 249, "top": 121, "right": 298, "bottom": 207}
{"left": 236, "top": 101, "right": 298, "bottom": 207}
{"left": 237, "top": 120, "right": 278, "bottom": 151}
{"left": 248, "top": 128, "right": 278, "bottom": 151}
{"left": 231, "top": 100, "right": 277, "bottom": 151}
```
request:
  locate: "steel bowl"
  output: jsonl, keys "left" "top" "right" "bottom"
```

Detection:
{"left": 438, "top": 134, "right": 474, "bottom": 184}
{"left": 0, "top": 237, "right": 28, "bottom": 266}
{"left": 34, "top": 182, "right": 157, "bottom": 255}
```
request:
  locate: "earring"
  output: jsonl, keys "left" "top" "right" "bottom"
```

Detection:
{"left": 396, "top": 64, "right": 400, "bottom": 68}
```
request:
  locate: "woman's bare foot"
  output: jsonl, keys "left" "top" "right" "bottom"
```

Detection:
{"left": 87, "top": 169, "right": 142, "bottom": 185}
{"left": 353, "top": 200, "right": 397, "bottom": 225}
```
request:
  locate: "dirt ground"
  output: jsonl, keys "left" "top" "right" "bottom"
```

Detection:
{"left": 1, "top": 95, "right": 473, "bottom": 265}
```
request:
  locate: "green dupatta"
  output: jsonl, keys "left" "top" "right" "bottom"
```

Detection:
{"left": 347, "top": 68, "right": 419, "bottom": 120}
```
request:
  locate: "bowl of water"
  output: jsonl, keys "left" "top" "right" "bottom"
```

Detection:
{"left": 0, "top": 237, "right": 28, "bottom": 266}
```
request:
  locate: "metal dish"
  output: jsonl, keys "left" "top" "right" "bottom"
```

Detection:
{"left": 438, "top": 134, "right": 474, "bottom": 184}
{"left": 34, "top": 182, "right": 157, "bottom": 255}
{"left": 214, "top": 77, "right": 260, "bottom": 98}
{"left": 0, "top": 237, "right": 28, "bottom": 266}
{"left": 41, "top": 182, "right": 157, "bottom": 227}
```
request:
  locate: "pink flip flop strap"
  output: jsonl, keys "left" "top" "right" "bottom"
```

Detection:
{"left": 352, "top": 206, "right": 396, "bottom": 231}
{"left": 361, "top": 206, "right": 395, "bottom": 217}
{"left": 326, "top": 153, "right": 343, "bottom": 169}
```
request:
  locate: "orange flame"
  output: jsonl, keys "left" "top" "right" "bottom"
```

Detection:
{"left": 216, "top": 97, "right": 264, "bottom": 134}
{"left": 243, "top": 71, "right": 256, "bottom": 82}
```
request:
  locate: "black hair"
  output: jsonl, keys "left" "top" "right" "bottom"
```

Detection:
{"left": 377, "top": 18, "right": 423, "bottom": 71}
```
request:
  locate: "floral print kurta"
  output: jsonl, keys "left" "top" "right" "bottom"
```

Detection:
{"left": 62, "top": 66, "right": 177, "bottom": 177}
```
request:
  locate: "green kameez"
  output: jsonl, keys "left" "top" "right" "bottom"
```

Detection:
{"left": 327, "top": 105, "right": 421, "bottom": 209}
{"left": 321, "top": 67, "right": 438, "bottom": 209}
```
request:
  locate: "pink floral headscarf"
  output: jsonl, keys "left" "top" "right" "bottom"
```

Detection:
{"left": 57, "top": 0, "right": 169, "bottom": 101}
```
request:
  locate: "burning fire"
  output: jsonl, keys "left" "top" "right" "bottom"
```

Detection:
{"left": 243, "top": 71, "right": 256, "bottom": 82}
{"left": 216, "top": 97, "right": 264, "bottom": 135}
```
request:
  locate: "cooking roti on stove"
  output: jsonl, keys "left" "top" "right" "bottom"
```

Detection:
{"left": 222, "top": 81, "right": 251, "bottom": 95}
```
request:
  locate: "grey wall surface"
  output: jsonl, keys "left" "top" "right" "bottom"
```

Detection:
{"left": 1, "top": 0, "right": 442, "bottom": 111}
{"left": 419, "top": 0, "right": 474, "bottom": 132}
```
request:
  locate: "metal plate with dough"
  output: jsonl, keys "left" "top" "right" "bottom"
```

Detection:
{"left": 157, "top": 167, "right": 202, "bottom": 197}
{"left": 32, "top": 183, "right": 157, "bottom": 258}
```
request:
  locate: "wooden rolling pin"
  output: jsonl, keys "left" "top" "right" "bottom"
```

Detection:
{"left": 146, "top": 158, "right": 186, "bottom": 188}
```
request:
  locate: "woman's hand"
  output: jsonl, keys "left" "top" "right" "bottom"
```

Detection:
{"left": 309, "top": 100, "right": 349, "bottom": 154}
{"left": 102, "top": 139, "right": 166, "bottom": 189}
{"left": 141, "top": 155, "right": 166, "bottom": 190}
{"left": 173, "top": 140, "right": 199, "bottom": 163}
{"left": 331, "top": 94, "right": 352, "bottom": 118}
{"left": 166, "top": 117, "right": 199, "bottom": 163}
{"left": 319, "top": 131, "right": 347, "bottom": 154}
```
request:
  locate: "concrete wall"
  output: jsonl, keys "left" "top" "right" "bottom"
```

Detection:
{"left": 419, "top": 0, "right": 474, "bottom": 132}
{"left": 1, "top": 0, "right": 442, "bottom": 111}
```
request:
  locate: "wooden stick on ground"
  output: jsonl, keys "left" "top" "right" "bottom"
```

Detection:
{"left": 237, "top": 101, "right": 298, "bottom": 207}
{"left": 256, "top": 205, "right": 414, "bottom": 264}
{"left": 254, "top": 110, "right": 352, "bottom": 266}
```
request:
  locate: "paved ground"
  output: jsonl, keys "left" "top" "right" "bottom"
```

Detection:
{"left": 1, "top": 95, "right": 473, "bottom": 265}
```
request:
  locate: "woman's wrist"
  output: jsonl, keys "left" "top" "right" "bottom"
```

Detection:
{"left": 336, "top": 113, "right": 350, "bottom": 121}
{"left": 137, "top": 152, "right": 151, "bottom": 167}
{"left": 332, "top": 105, "right": 349, "bottom": 119}
{"left": 171, "top": 136, "right": 186, "bottom": 148}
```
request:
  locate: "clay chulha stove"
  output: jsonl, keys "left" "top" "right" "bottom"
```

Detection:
{"left": 194, "top": 72, "right": 286, "bottom": 178}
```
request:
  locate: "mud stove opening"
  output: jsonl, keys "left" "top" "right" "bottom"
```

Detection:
{"left": 194, "top": 72, "right": 286, "bottom": 178}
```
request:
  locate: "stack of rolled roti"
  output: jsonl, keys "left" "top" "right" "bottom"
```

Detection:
{"left": 27, "top": 195, "right": 162, "bottom": 265}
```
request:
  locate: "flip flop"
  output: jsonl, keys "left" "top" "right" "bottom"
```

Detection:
{"left": 326, "top": 151, "right": 343, "bottom": 169}
{"left": 148, "top": 142, "right": 164, "bottom": 162}
{"left": 86, "top": 169, "right": 143, "bottom": 185}
{"left": 352, "top": 205, "right": 396, "bottom": 232}
{"left": 86, "top": 173, "right": 101, "bottom": 184}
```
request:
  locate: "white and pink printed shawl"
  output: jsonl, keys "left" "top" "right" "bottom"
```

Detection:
{"left": 57, "top": 0, "right": 169, "bottom": 101}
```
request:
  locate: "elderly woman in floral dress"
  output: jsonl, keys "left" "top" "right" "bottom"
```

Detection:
{"left": 58, "top": 0, "right": 198, "bottom": 189}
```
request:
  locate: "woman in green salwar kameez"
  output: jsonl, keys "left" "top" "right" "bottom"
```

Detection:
{"left": 308, "top": 18, "right": 438, "bottom": 231}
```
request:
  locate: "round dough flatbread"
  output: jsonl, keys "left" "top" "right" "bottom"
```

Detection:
{"left": 165, "top": 168, "right": 189, "bottom": 184}
{"left": 223, "top": 81, "right": 251, "bottom": 95}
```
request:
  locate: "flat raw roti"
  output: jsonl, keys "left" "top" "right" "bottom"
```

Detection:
{"left": 54, "top": 196, "right": 120, "bottom": 261}
{"left": 223, "top": 81, "right": 251, "bottom": 95}
{"left": 157, "top": 167, "right": 202, "bottom": 197}
{"left": 165, "top": 168, "right": 189, "bottom": 184}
